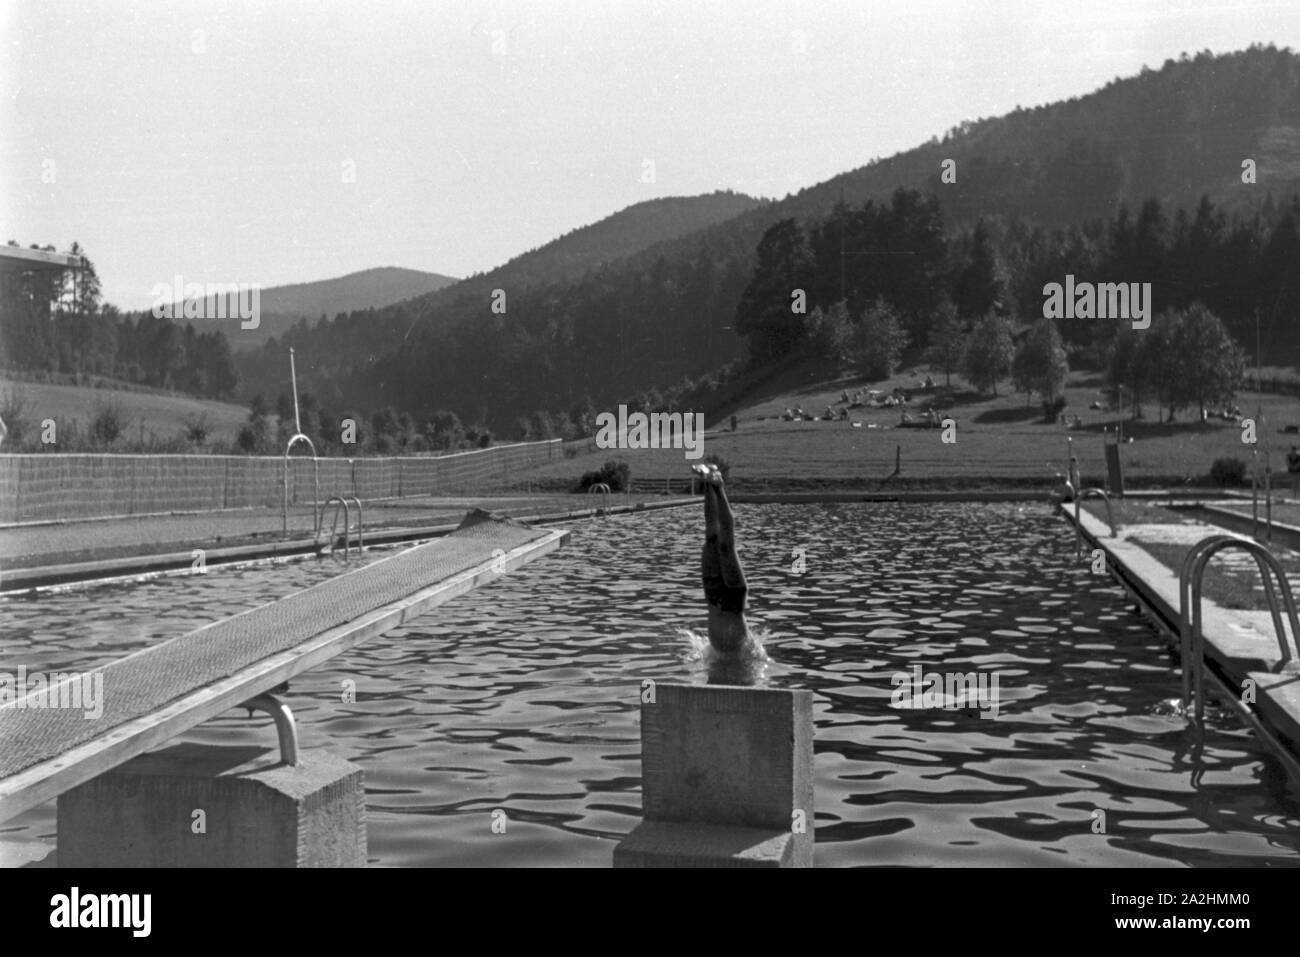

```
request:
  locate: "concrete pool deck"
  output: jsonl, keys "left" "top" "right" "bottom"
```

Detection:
{"left": 1067, "top": 503, "right": 1300, "bottom": 776}
{"left": 0, "top": 494, "right": 696, "bottom": 592}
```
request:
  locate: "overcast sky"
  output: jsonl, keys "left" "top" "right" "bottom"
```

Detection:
{"left": 3, "top": 0, "right": 1298, "bottom": 310}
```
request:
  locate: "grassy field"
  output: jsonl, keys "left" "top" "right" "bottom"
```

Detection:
{"left": 521, "top": 369, "right": 1300, "bottom": 491}
{"left": 0, "top": 377, "right": 250, "bottom": 448}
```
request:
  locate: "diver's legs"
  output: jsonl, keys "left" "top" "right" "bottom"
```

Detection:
{"left": 710, "top": 478, "right": 747, "bottom": 591}
{"left": 701, "top": 481, "right": 725, "bottom": 596}
{"left": 696, "top": 465, "right": 750, "bottom": 653}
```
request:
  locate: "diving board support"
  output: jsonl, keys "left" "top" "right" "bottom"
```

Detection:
{"left": 57, "top": 741, "right": 364, "bottom": 867}
{"left": 242, "top": 691, "right": 299, "bottom": 766}
{"left": 0, "top": 526, "right": 569, "bottom": 825}
{"left": 614, "top": 683, "right": 814, "bottom": 868}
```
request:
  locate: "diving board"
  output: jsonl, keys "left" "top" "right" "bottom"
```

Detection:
{"left": 0, "top": 511, "right": 568, "bottom": 823}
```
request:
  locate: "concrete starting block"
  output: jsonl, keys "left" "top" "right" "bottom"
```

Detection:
{"left": 58, "top": 742, "right": 365, "bottom": 868}
{"left": 614, "top": 683, "right": 814, "bottom": 868}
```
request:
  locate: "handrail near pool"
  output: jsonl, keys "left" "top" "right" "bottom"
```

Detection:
{"left": 589, "top": 482, "right": 611, "bottom": 515}
{"left": 241, "top": 691, "right": 299, "bottom": 766}
{"left": 1073, "top": 487, "right": 1116, "bottom": 555}
{"left": 1178, "top": 534, "right": 1300, "bottom": 724}
{"left": 283, "top": 433, "right": 320, "bottom": 538}
{"left": 319, "top": 494, "right": 364, "bottom": 560}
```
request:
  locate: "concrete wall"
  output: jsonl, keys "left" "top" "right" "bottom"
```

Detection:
{"left": 0, "top": 439, "right": 560, "bottom": 524}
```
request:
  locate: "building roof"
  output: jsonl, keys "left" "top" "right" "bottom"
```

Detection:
{"left": 0, "top": 246, "right": 85, "bottom": 275}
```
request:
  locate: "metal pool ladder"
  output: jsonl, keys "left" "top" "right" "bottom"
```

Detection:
{"left": 1073, "top": 487, "right": 1116, "bottom": 556}
{"left": 1178, "top": 534, "right": 1300, "bottom": 724}
{"left": 319, "top": 494, "right": 364, "bottom": 560}
{"left": 588, "top": 482, "right": 611, "bottom": 516}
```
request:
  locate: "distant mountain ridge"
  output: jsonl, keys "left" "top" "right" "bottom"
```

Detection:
{"left": 178, "top": 266, "right": 458, "bottom": 349}
{"left": 411, "top": 190, "right": 765, "bottom": 310}
{"left": 235, "top": 46, "right": 1300, "bottom": 430}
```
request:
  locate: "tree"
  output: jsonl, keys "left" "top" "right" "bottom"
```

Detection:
{"left": 425, "top": 410, "right": 465, "bottom": 451}
{"left": 805, "top": 300, "right": 852, "bottom": 362}
{"left": 1143, "top": 311, "right": 1188, "bottom": 421}
{"left": 734, "top": 218, "right": 814, "bottom": 361}
{"left": 849, "top": 298, "right": 908, "bottom": 380}
{"left": 923, "top": 301, "right": 965, "bottom": 387}
{"left": 953, "top": 219, "right": 1003, "bottom": 318}
{"left": 528, "top": 409, "right": 556, "bottom": 440}
{"left": 1011, "top": 319, "right": 1070, "bottom": 415}
{"left": 370, "top": 407, "right": 401, "bottom": 450}
{"left": 569, "top": 394, "right": 598, "bottom": 437}
{"left": 1104, "top": 324, "right": 1149, "bottom": 417}
{"left": 1173, "top": 303, "right": 1246, "bottom": 419}
{"left": 963, "top": 313, "right": 1015, "bottom": 396}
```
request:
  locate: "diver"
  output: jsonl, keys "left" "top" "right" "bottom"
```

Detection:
{"left": 693, "top": 463, "right": 750, "bottom": 654}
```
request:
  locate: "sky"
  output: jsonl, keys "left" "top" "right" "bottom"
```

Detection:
{"left": 2, "top": 0, "right": 1298, "bottom": 311}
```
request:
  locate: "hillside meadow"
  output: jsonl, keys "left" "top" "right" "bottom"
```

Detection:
{"left": 0, "top": 377, "right": 250, "bottom": 449}
{"left": 517, "top": 369, "right": 1300, "bottom": 491}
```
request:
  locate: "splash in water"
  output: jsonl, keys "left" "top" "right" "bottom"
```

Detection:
{"left": 678, "top": 623, "right": 772, "bottom": 685}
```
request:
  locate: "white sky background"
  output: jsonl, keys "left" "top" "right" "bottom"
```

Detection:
{"left": 2, "top": 0, "right": 1298, "bottom": 311}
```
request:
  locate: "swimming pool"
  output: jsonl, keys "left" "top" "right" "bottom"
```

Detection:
{"left": 4, "top": 502, "right": 1299, "bottom": 866}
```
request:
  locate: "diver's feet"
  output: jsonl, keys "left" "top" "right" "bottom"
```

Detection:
{"left": 691, "top": 463, "right": 722, "bottom": 485}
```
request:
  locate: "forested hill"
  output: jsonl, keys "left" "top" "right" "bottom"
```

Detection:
{"left": 432, "top": 191, "right": 767, "bottom": 298}
{"left": 178, "top": 266, "right": 459, "bottom": 350}
{"left": 236, "top": 45, "right": 1299, "bottom": 434}
{"left": 783, "top": 44, "right": 1300, "bottom": 230}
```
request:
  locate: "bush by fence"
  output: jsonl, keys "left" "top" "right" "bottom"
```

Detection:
{"left": 0, "top": 439, "right": 561, "bottom": 524}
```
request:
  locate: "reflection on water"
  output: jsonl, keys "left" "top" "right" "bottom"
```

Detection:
{"left": 4, "top": 502, "right": 1300, "bottom": 867}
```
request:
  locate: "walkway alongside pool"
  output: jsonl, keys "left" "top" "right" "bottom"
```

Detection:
{"left": 1071, "top": 503, "right": 1300, "bottom": 792}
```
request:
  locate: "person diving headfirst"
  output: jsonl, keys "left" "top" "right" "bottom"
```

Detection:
{"left": 693, "top": 463, "right": 751, "bottom": 654}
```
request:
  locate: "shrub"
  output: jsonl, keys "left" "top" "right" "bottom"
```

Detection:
{"left": 1210, "top": 456, "right": 1247, "bottom": 487}
{"left": 0, "top": 387, "right": 33, "bottom": 448}
{"left": 182, "top": 413, "right": 210, "bottom": 446}
{"left": 578, "top": 458, "right": 630, "bottom": 492}
{"left": 235, "top": 421, "right": 267, "bottom": 454}
{"left": 89, "top": 402, "right": 126, "bottom": 446}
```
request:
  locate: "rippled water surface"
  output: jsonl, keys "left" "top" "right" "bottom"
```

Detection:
{"left": 5, "top": 503, "right": 1300, "bottom": 866}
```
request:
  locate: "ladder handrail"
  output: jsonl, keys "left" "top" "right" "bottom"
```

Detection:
{"left": 1178, "top": 534, "right": 1300, "bottom": 723}
{"left": 344, "top": 495, "right": 363, "bottom": 552}
{"left": 283, "top": 433, "right": 320, "bottom": 538}
{"left": 320, "top": 494, "right": 358, "bottom": 560}
{"left": 588, "top": 482, "right": 611, "bottom": 515}
{"left": 1073, "top": 486, "right": 1115, "bottom": 555}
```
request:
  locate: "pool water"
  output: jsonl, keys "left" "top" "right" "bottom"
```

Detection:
{"left": 4, "top": 502, "right": 1300, "bottom": 867}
